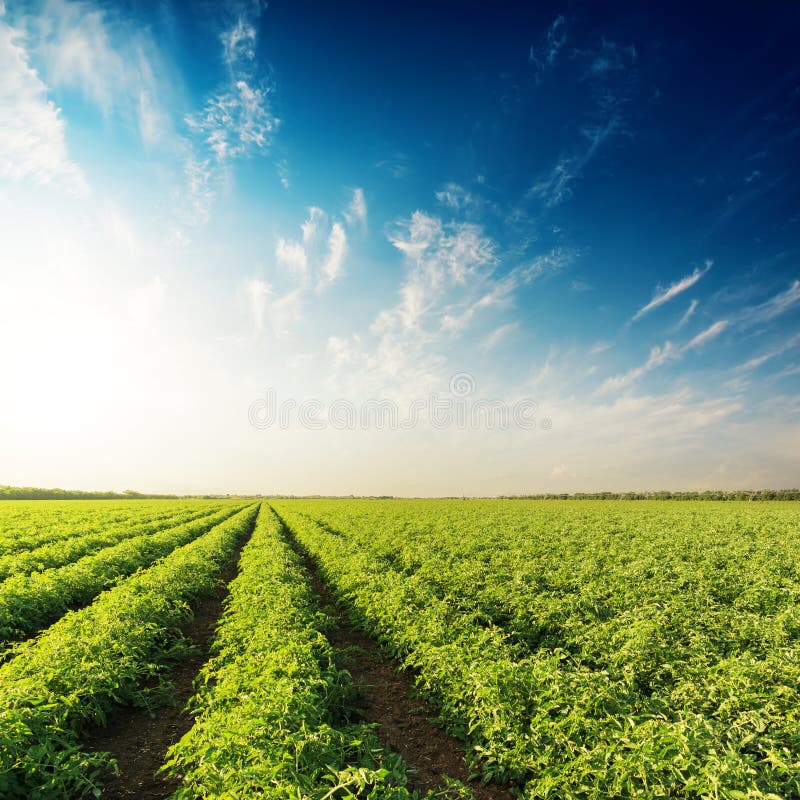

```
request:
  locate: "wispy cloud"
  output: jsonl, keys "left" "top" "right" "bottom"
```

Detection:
{"left": 302, "top": 206, "right": 326, "bottom": 244}
{"left": 480, "top": 322, "right": 520, "bottom": 353}
{"left": 318, "top": 212, "right": 507, "bottom": 399}
{"left": 243, "top": 196, "right": 354, "bottom": 337}
{"left": 633, "top": 261, "right": 712, "bottom": 321}
{"left": 275, "top": 237, "right": 308, "bottom": 277}
{"left": 735, "top": 332, "right": 800, "bottom": 372}
{"left": 187, "top": 78, "right": 276, "bottom": 162}
{"left": 0, "top": 20, "right": 86, "bottom": 195}
{"left": 528, "top": 31, "right": 641, "bottom": 210}
{"left": 529, "top": 15, "right": 567, "bottom": 82}
{"left": 598, "top": 318, "right": 728, "bottom": 395}
{"left": 436, "top": 182, "right": 474, "bottom": 210}
{"left": 31, "top": 0, "right": 172, "bottom": 147}
{"left": 529, "top": 116, "right": 620, "bottom": 207}
{"left": 588, "top": 340, "right": 612, "bottom": 356}
{"left": 597, "top": 341, "right": 675, "bottom": 394}
{"left": 379, "top": 212, "right": 496, "bottom": 334}
{"left": 221, "top": 17, "right": 257, "bottom": 68}
{"left": 516, "top": 247, "right": 578, "bottom": 283}
{"left": 319, "top": 222, "right": 347, "bottom": 289}
{"left": 774, "top": 363, "right": 800, "bottom": 380}
{"left": 739, "top": 280, "right": 800, "bottom": 327}
{"left": 676, "top": 298, "right": 699, "bottom": 329}
{"left": 528, "top": 157, "right": 576, "bottom": 207}
{"left": 375, "top": 152, "right": 410, "bottom": 179}
{"left": 685, "top": 319, "right": 728, "bottom": 350}
{"left": 179, "top": 5, "right": 277, "bottom": 230}
{"left": 344, "top": 187, "right": 367, "bottom": 230}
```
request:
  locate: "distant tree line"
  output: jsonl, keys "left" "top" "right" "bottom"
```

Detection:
{"left": 267, "top": 491, "right": 800, "bottom": 501}
{"left": 500, "top": 490, "right": 800, "bottom": 501}
{"left": 2, "top": 486, "right": 798, "bottom": 501}
{"left": 0, "top": 486, "right": 179, "bottom": 500}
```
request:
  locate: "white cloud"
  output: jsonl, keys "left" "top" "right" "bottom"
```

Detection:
{"left": 258, "top": 200, "right": 356, "bottom": 337}
{"left": 32, "top": 0, "right": 172, "bottom": 147}
{"left": 735, "top": 332, "right": 800, "bottom": 372}
{"left": 221, "top": 17, "right": 257, "bottom": 68}
{"left": 516, "top": 247, "right": 577, "bottom": 283}
{"left": 480, "top": 322, "right": 519, "bottom": 353}
{"left": 276, "top": 158, "right": 290, "bottom": 189}
{"left": 774, "top": 363, "right": 800, "bottom": 380}
{"left": 551, "top": 464, "right": 568, "bottom": 477}
{"left": 380, "top": 212, "right": 496, "bottom": 333}
{"left": 316, "top": 211, "right": 506, "bottom": 400}
{"left": 344, "top": 187, "right": 367, "bottom": 229}
{"left": 244, "top": 274, "right": 312, "bottom": 339}
{"left": 528, "top": 156, "right": 576, "bottom": 207}
{"left": 187, "top": 78, "right": 276, "bottom": 162}
{"left": 36, "top": 0, "right": 122, "bottom": 115}
{"left": 676, "top": 298, "right": 699, "bottom": 329}
{"left": 319, "top": 222, "right": 347, "bottom": 288}
{"left": 633, "top": 261, "right": 712, "bottom": 321}
{"left": 0, "top": 16, "right": 86, "bottom": 194}
{"left": 275, "top": 237, "right": 307, "bottom": 277}
{"left": 598, "top": 341, "right": 676, "bottom": 395}
{"left": 435, "top": 182, "right": 474, "bottom": 210}
{"left": 137, "top": 88, "right": 167, "bottom": 147}
{"left": 740, "top": 280, "right": 800, "bottom": 327}
{"left": 685, "top": 320, "right": 728, "bottom": 350}
{"left": 375, "top": 152, "right": 410, "bottom": 179}
{"left": 475, "top": 275, "right": 517, "bottom": 310}
{"left": 182, "top": 7, "right": 279, "bottom": 220}
{"left": 250, "top": 202, "right": 354, "bottom": 337}
{"left": 597, "top": 317, "right": 730, "bottom": 396}
{"left": 302, "top": 206, "right": 326, "bottom": 244}
{"left": 588, "top": 340, "right": 612, "bottom": 356}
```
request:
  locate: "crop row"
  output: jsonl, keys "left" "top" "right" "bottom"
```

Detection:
{"left": 0, "top": 504, "right": 219, "bottom": 581}
{"left": 297, "top": 501, "right": 800, "bottom": 677}
{"left": 275, "top": 502, "right": 800, "bottom": 800}
{"left": 0, "top": 500, "right": 154, "bottom": 539}
{"left": 0, "top": 502, "right": 259, "bottom": 799}
{"left": 0, "top": 501, "right": 211, "bottom": 556}
{"left": 0, "top": 504, "right": 245, "bottom": 648}
{"left": 163, "top": 503, "right": 413, "bottom": 800}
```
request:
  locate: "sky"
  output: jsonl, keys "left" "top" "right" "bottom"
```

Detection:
{"left": 1, "top": 0, "right": 799, "bottom": 495}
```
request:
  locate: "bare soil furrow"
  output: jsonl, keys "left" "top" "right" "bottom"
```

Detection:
{"left": 275, "top": 512, "right": 514, "bottom": 800}
{"left": 81, "top": 529, "right": 253, "bottom": 800}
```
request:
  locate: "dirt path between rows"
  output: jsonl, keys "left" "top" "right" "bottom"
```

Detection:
{"left": 81, "top": 526, "right": 254, "bottom": 800}
{"left": 274, "top": 513, "right": 514, "bottom": 800}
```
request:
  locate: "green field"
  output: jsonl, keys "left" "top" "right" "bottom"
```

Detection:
{"left": 1, "top": 499, "right": 799, "bottom": 799}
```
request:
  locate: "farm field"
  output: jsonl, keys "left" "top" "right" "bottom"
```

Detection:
{"left": 0, "top": 499, "right": 799, "bottom": 799}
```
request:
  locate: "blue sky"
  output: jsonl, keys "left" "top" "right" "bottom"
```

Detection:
{"left": 1, "top": 0, "right": 799, "bottom": 494}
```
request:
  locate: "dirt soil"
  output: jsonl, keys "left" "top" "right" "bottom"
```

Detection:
{"left": 279, "top": 520, "right": 514, "bottom": 800}
{"left": 81, "top": 534, "right": 250, "bottom": 799}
